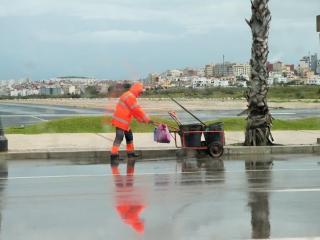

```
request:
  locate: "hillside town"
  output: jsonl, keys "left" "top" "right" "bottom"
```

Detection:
{"left": 0, "top": 53, "right": 319, "bottom": 98}
{"left": 146, "top": 53, "right": 320, "bottom": 89}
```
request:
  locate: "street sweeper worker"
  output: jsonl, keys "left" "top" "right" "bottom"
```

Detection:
{"left": 110, "top": 82, "right": 153, "bottom": 164}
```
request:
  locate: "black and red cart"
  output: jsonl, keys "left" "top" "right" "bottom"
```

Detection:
{"left": 167, "top": 108, "right": 225, "bottom": 158}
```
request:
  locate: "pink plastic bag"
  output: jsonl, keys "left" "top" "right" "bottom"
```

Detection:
{"left": 154, "top": 124, "right": 171, "bottom": 143}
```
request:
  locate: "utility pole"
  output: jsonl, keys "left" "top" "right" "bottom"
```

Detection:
{"left": 317, "top": 15, "right": 320, "bottom": 145}
{"left": 222, "top": 54, "right": 225, "bottom": 77}
{"left": 317, "top": 15, "right": 320, "bottom": 42}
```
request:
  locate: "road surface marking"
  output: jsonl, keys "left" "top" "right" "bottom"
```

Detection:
{"left": 256, "top": 238, "right": 320, "bottom": 240}
{"left": 1, "top": 167, "right": 320, "bottom": 180}
{"left": 272, "top": 112, "right": 296, "bottom": 115}
{"left": 265, "top": 188, "right": 320, "bottom": 193}
{"left": 31, "top": 115, "right": 48, "bottom": 122}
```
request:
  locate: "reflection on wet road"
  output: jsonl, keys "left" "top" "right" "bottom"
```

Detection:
{"left": 0, "top": 154, "right": 320, "bottom": 239}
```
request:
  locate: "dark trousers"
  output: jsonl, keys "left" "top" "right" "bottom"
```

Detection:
{"left": 111, "top": 128, "right": 134, "bottom": 155}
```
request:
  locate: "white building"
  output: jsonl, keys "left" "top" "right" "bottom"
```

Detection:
{"left": 306, "top": 76, "right": 320, "bottom": 85}
{"left": 170, "top": 76, "right": 194, "bottom": 88}
{"left": 97, "top": 83, "right": 110, "bottom": 94}
{"left": 192, "top": 77, "right": 211, "bottom": 88}
{"left": 268, "top": 72, "right": 288, "bottom": 85}
{"left": 233, "top": 78, "right": 247, "bottom": 87}
{"left": 267, "top": 77, "right": 274, "bottom": 85}
{"left": 62, "top": 85, "right": 79, "bottom": 95}
{"left": 10, "top": 89, "right": 28, "bottom": 97}
{"left": 166, "top": 69, "right": 183, "bottom": 78}
{"left": 211, "top": 79, "right": 230, "bottom": 87}
{"left": 25, "top": 88, "right": 39, "bottom": 96}
{"left": 178, "top": 76, "right": 194, "bottom": 82}
{"left": 192, "top": 77, "right": 230, "bottom": 88}
{"left": 9, "top": 89, "right": 20, "bottom": 97}
{"left": 278, "top": 77, "right": 288, "bottom": 84}
{"left": 55, "top": 76, "right": 96, "bottom": 85}
{"left": 0, "top": 80, "right": 11, "bottom": 87}
{"left": 232, "top": 64, "right": 251, "bottom": 77}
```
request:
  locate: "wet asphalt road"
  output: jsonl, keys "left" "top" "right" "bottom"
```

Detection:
{"left": 0, "top": 102, "right": 320, "bottom": 127}
{"left": 0, "top": 154, "right": 320, "bottom": 239}
{"left": 0, "top": 103, "right": 103, "bottom": 127}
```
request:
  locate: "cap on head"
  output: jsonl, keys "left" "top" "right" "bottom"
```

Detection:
{"left": 130, "top": 82, "right": 144, "bottom": 97}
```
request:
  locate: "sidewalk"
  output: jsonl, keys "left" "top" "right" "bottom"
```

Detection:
{"left": 5, "top": 130, "right": 320, "bottom": 151}
{"left": 0, "top": 131, "right": 319, "bottom": 160}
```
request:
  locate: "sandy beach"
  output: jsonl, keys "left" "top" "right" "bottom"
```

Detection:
{"left": 1, "top": 98, "right": 319, "bottom": 113}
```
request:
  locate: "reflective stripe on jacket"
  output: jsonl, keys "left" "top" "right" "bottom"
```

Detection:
{"left": 111, "top": 85, "right": 150, "bottom": 131}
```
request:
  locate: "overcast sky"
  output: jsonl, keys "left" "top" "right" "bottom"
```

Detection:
{"left": 0, "top": 0, "right": 319, "bottom": 80}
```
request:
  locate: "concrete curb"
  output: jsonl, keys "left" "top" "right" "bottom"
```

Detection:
{"left": 225, "top": 145, "right": 320, "bottom": 155}
{"left": 0, "top": 145, "right": 319, "bottom": 161}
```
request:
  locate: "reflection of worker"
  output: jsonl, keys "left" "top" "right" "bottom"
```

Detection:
{"left": 111, "top": 160, "right": 145, "bottom": 233}
{"left": 110, "top": 82, "right": 153, "bottom": 164}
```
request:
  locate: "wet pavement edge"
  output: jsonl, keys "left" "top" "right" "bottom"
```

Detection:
{"left": 0, "top": 145, "right": 319, "bottom": 161}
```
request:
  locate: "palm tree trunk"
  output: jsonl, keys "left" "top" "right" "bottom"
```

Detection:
{"left": 244, "top": 0, "right": 273, "bottom": 146}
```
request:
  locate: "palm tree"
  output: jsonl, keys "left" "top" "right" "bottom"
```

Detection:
{"left": 244, "top": 0, "right": 273, "bottom": 146}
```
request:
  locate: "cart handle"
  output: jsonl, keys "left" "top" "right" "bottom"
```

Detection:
{"left": 168, "top": 111, "right": 182, "bottom": 126}
{"left": 150, "top": 121, "right": 179, "bottom": 132}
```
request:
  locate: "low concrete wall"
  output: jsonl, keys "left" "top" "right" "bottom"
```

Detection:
{"left": 0, "top": 145, "right": 319, "bottom": 161}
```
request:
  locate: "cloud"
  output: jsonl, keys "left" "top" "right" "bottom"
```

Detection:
{"left": 35, "top": 29, "right": 178, "bottom": 43}
{"left": 88, "top": 30, "right": 176, "bottom": 42}
{"left": 0, "top": 0, "right": 319, "bottom": 79}
{"left": 2, "top": 0, "right": 318, "bottom": 36}
{"left": 0, "top": 0, "right": 167, "bottom": 20}
{"left": 0, "top": 0, "right": 250, "bottom": 35}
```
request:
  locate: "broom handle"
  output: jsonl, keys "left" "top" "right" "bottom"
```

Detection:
{"left": 170, "top": 97, "right": 206, "bottom": 127}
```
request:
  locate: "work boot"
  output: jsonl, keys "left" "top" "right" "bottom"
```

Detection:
{"left": 110, "top": 154, "right": 120, "bottom": 167}
{"left": 127, "top": 152, "right": 140, "bottom": 158}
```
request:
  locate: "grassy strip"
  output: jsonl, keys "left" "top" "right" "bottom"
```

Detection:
{"left": 5, "top": 116, "right": 177, "bottom": 134}
{"left": 209, "top": 117, "right": 320, "bottom": 131}
{"left": 5, "top": 116, "right": 320, "bottom": 134}
{"left": 272, "top": 118, "right": 320, "bottom": 130}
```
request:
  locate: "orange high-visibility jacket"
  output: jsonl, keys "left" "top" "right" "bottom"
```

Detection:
{"left": 111, "top": 83, "right": 150, "bottom": 131}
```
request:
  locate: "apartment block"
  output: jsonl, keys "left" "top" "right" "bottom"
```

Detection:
{"left": 204, "top": 64, "right": 214, "bottom": 78}
{"left": 232, "top": 64, "right": 251, "bottom": 77}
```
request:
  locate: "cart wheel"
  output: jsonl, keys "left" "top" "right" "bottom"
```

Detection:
{"left": 208, "top": 142, "right": 224, "bottom": 158}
